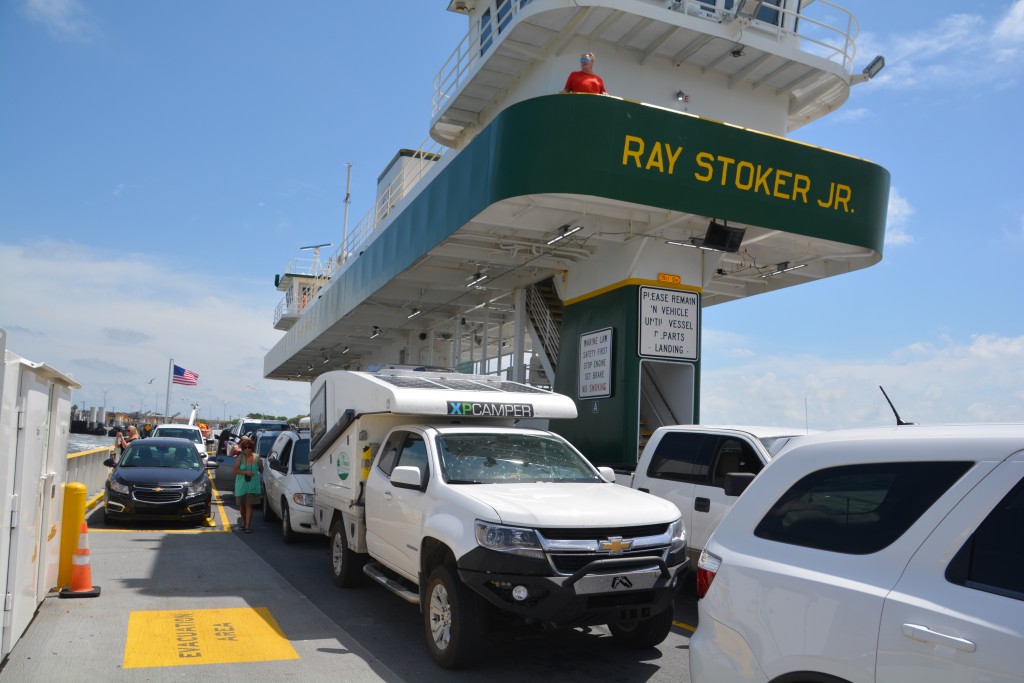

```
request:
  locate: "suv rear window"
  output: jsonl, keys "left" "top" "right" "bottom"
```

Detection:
{"left": 754, "top": 461, "right": 972, "bottom": 555}
{"left": 946, "top": 476, "right": 1024, "bottom": 601}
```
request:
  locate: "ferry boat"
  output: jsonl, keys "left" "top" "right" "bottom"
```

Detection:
{"left": 265, "top": 0, "right": 890, "bottom": 467}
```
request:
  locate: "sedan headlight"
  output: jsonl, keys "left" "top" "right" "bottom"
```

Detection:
{"left": 187, "top": 477, "right": 209, "bottom": 497}
{"left": 474, "top": 520, "right": 544, "bottom": 559}
{"left": 109, "top": 479, "right": 129, "bottom": 495}
{"left": 292, "top": 492, "right": 314, "bottom": 507}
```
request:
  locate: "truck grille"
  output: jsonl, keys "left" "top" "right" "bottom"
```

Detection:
{"left": 534, "top": 524, "right": 672, "bottom": 576}
{"left": 549, "top": 549, "right": 666, "bottom": 574}
{"left": 536, "top": 523, "right": 670, "bottom": 540}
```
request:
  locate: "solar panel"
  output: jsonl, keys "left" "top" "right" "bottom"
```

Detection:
{"left": 373, "top": 373, "right": 551, "bottom": 394}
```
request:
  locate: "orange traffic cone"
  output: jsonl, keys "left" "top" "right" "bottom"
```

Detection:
{"left": 59, "top": 521, "right": 101, "bottom": 598}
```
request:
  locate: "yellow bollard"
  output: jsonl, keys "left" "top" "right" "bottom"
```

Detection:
{"left": 57, "top": 482, "right": 87, "bottom": 590}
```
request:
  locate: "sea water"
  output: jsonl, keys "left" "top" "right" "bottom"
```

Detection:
{"left": 67, "top": 433, "right": 116, "bottom": 455}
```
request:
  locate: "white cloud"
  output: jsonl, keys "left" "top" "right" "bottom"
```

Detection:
{"left": 0, "top": 240, "right": 309, "bottom": 419}
{"left": 831, "top": 107, "right": 871, "bottom": 123}
{"left": 884, "top": 187, "right": 914, "bottom": 246}
{"left": 23, "top": 0, "right": 97, "bottom": 41}
{"left": 699, "top": 333, "right": 1024, "bottom": 429}
{"left": 995, "top": 0, "right": 1024, "bottom": 42}
{"left": 864, "top": 6, "right": 1024, "bottom": 91}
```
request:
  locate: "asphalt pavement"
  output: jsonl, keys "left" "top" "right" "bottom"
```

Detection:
{"left": 0, "top": 462, "right": 698, "bottom": 682}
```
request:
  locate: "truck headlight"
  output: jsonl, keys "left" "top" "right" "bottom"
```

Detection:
{"left": 292, "top": 492, "right": 314, "bottom": 506}
{"left": 109, "top": 479, "right": 129, "bottom": 495}
{"left": 475, "top": 521, "right": 544, "bottom": 560}
{"left": 668, "top": 518, "right": 686, "bottom": 553}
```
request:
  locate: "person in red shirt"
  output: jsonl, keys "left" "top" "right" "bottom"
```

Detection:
{"left": 563, "top": 52, "right": 607, "bottom": 94}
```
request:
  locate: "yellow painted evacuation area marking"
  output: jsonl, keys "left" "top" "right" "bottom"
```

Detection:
{"left": 124, "top": 607, "right": 298, "bottom": 668}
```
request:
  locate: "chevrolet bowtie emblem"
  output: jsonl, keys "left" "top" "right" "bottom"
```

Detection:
{"left": 153, "top": 487, "right": 162, "bottom": 492}
{"left": 599, "top": 537, "right": 633, "bottom": 554}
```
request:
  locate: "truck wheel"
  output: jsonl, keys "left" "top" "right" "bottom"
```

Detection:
{"left": 281, "top": 499, "right": 298, "bottom": 544}
{"left": 608, "top": 605, "right": 674, "bottom": 648}
{"left": 262, "top": 486, "right": 276, "bottom": 521}
{"left": 329, "top": 519, "right": 363, "bottom": 587}
{"left": 423, "top": 564, "right": 488, "bottom": 669}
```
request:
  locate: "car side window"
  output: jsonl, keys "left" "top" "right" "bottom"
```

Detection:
{"left": 279, "top": 441, "right": 293, "bottom": 468}
{"left": 376, "top": 432, "right": 405, "bottom": 476}
{"left": 646, "top": 432, "right": 713, "bottom": 483}
{"left": 754, "top": 461, "right": 973, "bottom": 555}
{"left": 710, "top": 437, "right": 762, "bottom": 488}
{"left": 395, "top": 434, "right": 429, "bottom": 488}
{"left": 946, "top": 476, "right": 1024, "bottom": 601}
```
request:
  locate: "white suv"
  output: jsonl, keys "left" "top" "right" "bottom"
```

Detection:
{"left": 151, "top": 424, "right": 209, "bottom": 459}
{"left": 261, "top": 430, "right": 315, "bottom": 542}
{"left": 690, "top": 424, "right": 1024, "bottom": 683}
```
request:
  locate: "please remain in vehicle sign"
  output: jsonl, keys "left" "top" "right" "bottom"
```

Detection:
{"left": 123, "top": 607, "right": 298, "bottom": 668}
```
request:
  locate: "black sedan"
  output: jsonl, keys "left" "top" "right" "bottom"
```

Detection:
{"left": 103, "top": 437, "right": 216, "bottom": 524}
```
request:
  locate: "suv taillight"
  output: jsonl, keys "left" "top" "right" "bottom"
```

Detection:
{"left": 696, "top": 549, "right": 721, "bottom": 600}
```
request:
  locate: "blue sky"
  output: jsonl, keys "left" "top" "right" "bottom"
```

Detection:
{"left": 2, "top": 1, "right": 1022, "bottom": 428}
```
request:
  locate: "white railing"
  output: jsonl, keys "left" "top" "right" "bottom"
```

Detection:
{"left": 432, "top": 0, "right": 859, "bottom": 117}
{"left": 433, "top": 0, "right": 528, "bottom": 117}
{"left": 324, "top": 138, "right": 446, "bottom": 281}
{"left": 67, "top": 447, "right": 115, "bottom": 504}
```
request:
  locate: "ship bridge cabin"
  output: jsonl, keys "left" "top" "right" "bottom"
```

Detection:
{"left": 266, "top": 0, "right": 890, "bottom": 466}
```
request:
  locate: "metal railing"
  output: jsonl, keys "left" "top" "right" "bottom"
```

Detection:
{"left": 66, "top": 447, "right": 115, "bottom": 506}
{"left": 432, "top": 0, "right": 859, "bottom": 118}
{"left": 323, "top": 138, "right": 446, "bottom": 282}
{"left": 526, "top": 284, "right": 560, "bottom": 361}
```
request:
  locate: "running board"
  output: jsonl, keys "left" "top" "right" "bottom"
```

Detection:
{"left": 363, "top": 562, "right": 420, "bottom": 605}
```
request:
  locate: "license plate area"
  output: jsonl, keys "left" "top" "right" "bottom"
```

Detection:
{"left": 573, "top": 567, "right": 661, "bottom": 595}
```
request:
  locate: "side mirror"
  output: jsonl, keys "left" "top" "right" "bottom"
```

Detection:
{"left": 391, "top": 465, "right": 425, "bottom": 491}
{"left": 724, "top": 472, "right": 756, "bottom": 497}
{"left": 205, "top": 460, "right": 219, "bottom": 469}
{"left": 103, "top": 458, "right": 115, "bottom": 468}
{"left": 597, "top": 466, "right": 617, "bottom": 482}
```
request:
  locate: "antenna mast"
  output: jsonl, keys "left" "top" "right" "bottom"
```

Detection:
{"left": 342, "top": 162, "right": 353, "bottom": 264}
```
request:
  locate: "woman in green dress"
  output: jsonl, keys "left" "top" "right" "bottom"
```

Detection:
{"left": 233, "top": 436, "right": 263, "bottom": 532}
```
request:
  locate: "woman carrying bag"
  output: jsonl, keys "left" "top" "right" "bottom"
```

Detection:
{"left": 232, "top": 436, "right": 263, "bottom": 533}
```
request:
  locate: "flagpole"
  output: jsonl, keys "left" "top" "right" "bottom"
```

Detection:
{"left": 166, "top": 358, "right": 173, "bottom": 422}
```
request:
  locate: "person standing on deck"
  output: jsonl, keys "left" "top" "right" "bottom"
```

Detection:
{"left": 114, "top": 425, "right": 139, "bottom": 457}
{"left": 563, "top": 52, "right": 607, "bottom": 94}
{"left": 233, "top": 436, "right": 263, "bottom": 533}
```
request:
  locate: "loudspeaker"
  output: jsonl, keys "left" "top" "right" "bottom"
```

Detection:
{"left": 702, "top": 221, "right": 745, "bottom": 252}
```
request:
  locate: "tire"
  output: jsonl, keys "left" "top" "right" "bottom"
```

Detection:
{"left": 262, "top": 486, "right": 276, "bottom": 520}
{"left": 281, "top": 499, "right": 297, "bottom": 544}
{"left": 329, "top": 519, "right": 364, "bottom": 587}
{"left": 423, "top": 563, "right": 489, "bottom": 669}
{"left": 608, "top": 604, "right": 674, "bottom": 648}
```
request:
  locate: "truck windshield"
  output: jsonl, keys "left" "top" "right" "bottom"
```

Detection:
{"left": 436, "top": 433, "right": 601, "bottom": 484}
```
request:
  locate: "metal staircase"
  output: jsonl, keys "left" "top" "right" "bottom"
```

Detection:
{"left": 525, "top": 278, "right": 563, "bottom": 383}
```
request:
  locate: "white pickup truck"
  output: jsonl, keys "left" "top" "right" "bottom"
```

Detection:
{"left": 621, "top": 425, "right": 808, "bottom": 565}
{"left": 308, "top": 369, "right": 688, "bottom": 669}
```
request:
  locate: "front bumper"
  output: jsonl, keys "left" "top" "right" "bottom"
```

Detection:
{"left": 458, "top": 547, "right": 688, "bottom": 627}
{"left": 105, "top": 489, "right": 211, "bottom": 522}
{"left": 287, "top": 503, "right": 318, "bottom": 534}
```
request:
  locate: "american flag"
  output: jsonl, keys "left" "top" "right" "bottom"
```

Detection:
{"left": 172, "top": 364, "right": 198, "bottom": 386}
